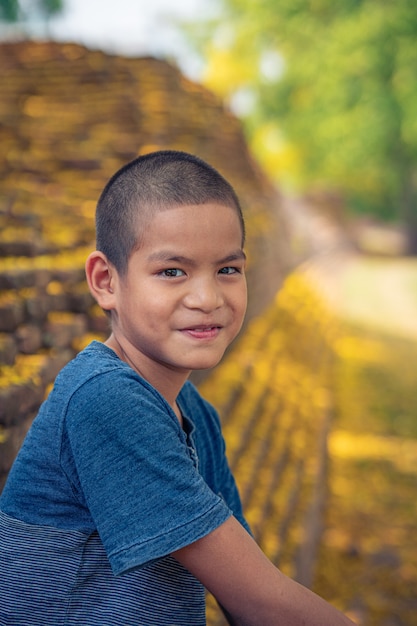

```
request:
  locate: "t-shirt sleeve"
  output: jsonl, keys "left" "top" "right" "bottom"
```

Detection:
{"left": 181, "top": 385, "right": 252, "bottom": 536}
{"left": 63, "top": 368, "right": 232, "bottom": 575}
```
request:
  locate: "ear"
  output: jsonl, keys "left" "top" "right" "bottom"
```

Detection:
{"left": 85, "top": 251, "right": 117, "bottom": 311}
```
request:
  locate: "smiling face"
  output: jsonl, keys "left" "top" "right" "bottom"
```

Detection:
{"left": 106, "top": 202, "right": 247, "bottom": 395}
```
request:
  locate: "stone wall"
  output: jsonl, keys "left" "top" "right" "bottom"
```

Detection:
{"left": 0, "top": 261, "right": 108, "bottom": 489}
{"left": 0, "top": 41, "right": 293, "bottom": 488}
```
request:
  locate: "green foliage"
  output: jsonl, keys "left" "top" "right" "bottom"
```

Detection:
{"left": 0, "top": 0, "right": 63, "bottom": 22}
{"left": 40, "top": 0, "right": 62, "bottom": 14}
{"left": 189, "top": 0, "right": 417, "bottom": 250}
{"left": 0, "top": 0, "right": 18, "bottom": 21}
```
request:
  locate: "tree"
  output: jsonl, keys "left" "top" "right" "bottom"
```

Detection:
{"left": 189, "top": 0, "right": 417, "bottom": 253}
{"left": 0, "top": 0, "right": 63, "bottom": 26}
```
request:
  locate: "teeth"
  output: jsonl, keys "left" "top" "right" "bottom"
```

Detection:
{"left": 192, "top": 327, "right": 214, "bottom": 332}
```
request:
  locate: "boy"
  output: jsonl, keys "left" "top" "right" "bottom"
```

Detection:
{"left": 0, "top": 151, "right": 354, "bottom": 625}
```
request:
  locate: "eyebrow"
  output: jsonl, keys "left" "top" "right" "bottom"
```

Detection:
{"left": 147, "top": 249, "right": 246, "bottom": 265}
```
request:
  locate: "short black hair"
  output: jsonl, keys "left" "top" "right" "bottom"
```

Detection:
{"left": 96, "top": 150, "right": 245, "bottom": 275}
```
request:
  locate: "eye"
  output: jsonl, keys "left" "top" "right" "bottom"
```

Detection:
{"left": 219, "top": 266, "right": 240, "bottom": 275}
{"left": 161, "top": 268, "right": 185, "bottom": 278}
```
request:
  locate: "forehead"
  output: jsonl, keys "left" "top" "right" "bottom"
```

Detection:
{"left": 135, "top": 201, "right": 244, "bottom": 246}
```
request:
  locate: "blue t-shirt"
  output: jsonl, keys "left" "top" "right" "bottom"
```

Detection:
{"left": 0, "top": 342, "right": 249, "bottom": 626}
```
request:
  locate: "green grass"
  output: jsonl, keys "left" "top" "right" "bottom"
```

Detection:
{"left": 335, "top": 324, "right": 417, "bottom": 439}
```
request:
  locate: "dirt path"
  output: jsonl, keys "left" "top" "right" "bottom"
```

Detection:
{"left": 282, "top": 191, "right": 417, "bottom": 338}
{"left": 302, "top": 249, "right": 417, "bottom": 339}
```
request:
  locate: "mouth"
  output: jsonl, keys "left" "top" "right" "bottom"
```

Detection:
{"left": 180, "top": 325, "right": 222, "bottom": 340}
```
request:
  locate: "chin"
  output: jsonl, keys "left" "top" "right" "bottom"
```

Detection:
{"left": 175, "top": 345, "right": 229, "bottom": 372}
{"left": 189, "top": 355, "right": 225, "bottom": 371}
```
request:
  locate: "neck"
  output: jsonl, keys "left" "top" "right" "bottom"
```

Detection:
{"left": 105, "top": 333, "right": 189, "bottom": 419}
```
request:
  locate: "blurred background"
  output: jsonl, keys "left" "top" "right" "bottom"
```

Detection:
{"left": 1, "top": 1, "right": 417, "bottom": 624}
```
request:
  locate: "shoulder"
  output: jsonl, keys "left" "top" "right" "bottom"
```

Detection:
{"left": 60, "top": 341, "right": 164, "bottom": 404}
{"left": 57, "top": 341, "right": 147, "bottom": 390}
{"left": 57, "top": 342, "right": 175, "bottom": 434}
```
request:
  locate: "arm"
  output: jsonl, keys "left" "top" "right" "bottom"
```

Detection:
{"left": 173, "top": 516, "right": 355, "bottom": 626}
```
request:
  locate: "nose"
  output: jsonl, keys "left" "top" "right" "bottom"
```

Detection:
{"left": 183, "top": 277, "right": 224, "bottom": 312}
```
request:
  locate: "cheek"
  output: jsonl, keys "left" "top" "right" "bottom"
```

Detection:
{"left": 232, "top": 284, "right": 248, "bottom": 318}
{"left": 123, "top": 282, "right": 167, "bottom": 311}
{"left": 138, "top": 294, "right": 175, "bottom": 329}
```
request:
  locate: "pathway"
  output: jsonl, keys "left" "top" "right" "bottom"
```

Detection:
{"left": 303, "top": 250, "right": 417, "bottom": 339}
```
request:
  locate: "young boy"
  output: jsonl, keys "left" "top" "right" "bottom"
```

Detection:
{"left": 0, "top": 151, "right": 354, "bottom": 625}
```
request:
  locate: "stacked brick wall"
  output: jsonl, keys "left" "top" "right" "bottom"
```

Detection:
{"left": 0, "top": 248, "right": 108, "bottom": 489}
{"left": 0, "top": 41, "right": 292, "bottom": 488}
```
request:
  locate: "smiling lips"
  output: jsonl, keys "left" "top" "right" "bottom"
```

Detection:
{"left": 181, "top": 325, "right": 222, "bottom": 340}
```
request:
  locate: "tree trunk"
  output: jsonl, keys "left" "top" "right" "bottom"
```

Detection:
{"left": 406, "top": 216, "right": 417, "bottom": 255}
{"left": 401, "top": 172, "right": 417, "bottom": 256}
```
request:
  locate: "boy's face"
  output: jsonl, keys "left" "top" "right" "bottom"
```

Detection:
{"left": 109, "top": 202, "right": 247, "bottom": 387}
